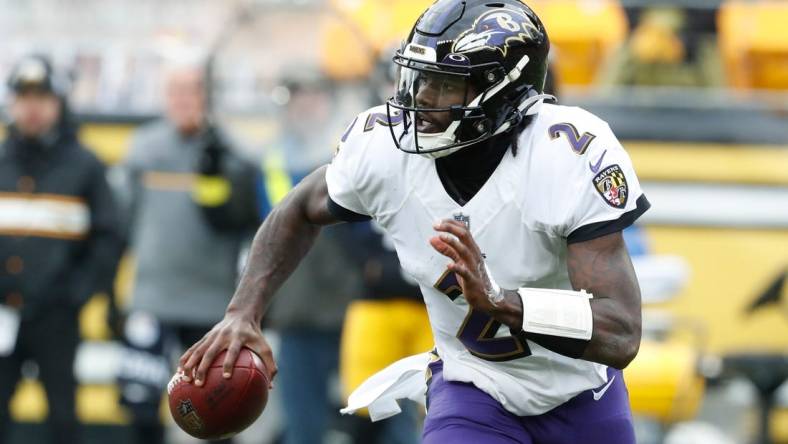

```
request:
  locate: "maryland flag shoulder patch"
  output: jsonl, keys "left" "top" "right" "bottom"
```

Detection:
{"left": 593, "top": 164, "right": 628, "bottom": 209}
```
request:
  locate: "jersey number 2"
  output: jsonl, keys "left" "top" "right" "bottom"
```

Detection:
{"left": 549, "top": 123, "right": 596, "bottom": 155}
{"left": 434, "top": 270, "right": 531, "bottom": 362}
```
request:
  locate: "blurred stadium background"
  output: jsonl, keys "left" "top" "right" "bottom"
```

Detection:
{"left": 0, "top": 0, "right": 786, "bottom": 443}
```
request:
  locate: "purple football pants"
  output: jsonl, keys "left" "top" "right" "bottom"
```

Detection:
{"left": 422, "top": 361, "right": 636, "bottom": 444}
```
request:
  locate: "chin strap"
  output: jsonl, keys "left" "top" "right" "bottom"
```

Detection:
{"left": 522, "top": 93, "right": 557, "bottom": 115}
{"left": 493, "top": 93, "right": 556, "bottom": 136}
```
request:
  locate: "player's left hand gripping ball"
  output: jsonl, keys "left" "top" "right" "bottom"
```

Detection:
{"left": 168, "top": 348, "right": 269, "bottom": 440}
{"left": 430, "top": 219, "right": 500, "bottom": 314}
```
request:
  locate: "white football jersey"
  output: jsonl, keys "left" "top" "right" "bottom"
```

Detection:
{"left": 326, "top": 103, "right": 649, "bottom": 416}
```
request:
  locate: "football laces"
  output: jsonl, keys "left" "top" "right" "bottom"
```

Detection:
{"left": 167, "top": 370, "right": 188, "bottom": 395}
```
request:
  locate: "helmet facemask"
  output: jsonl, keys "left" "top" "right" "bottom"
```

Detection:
{"left": 386, "top": 53, "right": 495, "bottom": 159}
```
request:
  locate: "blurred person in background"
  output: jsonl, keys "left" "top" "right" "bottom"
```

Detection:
{"left": 0, "top": 54, "right": 123, "bottom": 444}
{"left": 603, "top": 6, "right": 722, "bottom": 87}
{"left": 261, "top": 72, "right": 362, "bottom": 444}
{"left": 116, "top": 59, "right": 260, "bottom": 444}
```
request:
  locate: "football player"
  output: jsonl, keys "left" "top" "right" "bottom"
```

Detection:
{"left": 180, "top": 1, "right": 650, "bottom": 443}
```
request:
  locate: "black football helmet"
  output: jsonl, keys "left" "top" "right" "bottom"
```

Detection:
{"left": 386, "top": 0, "right": 554, "bottom": 158}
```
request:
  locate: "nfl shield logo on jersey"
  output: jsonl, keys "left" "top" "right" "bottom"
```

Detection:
{"left": 593, "top": 164, "right": 628, "bottom": 209}
{"left": 453, "top": 213, "right": 470, "bottom": 229}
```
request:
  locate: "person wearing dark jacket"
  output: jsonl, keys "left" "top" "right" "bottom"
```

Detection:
{"left": 0, "top": 55, "right": 122, "bottom": 444}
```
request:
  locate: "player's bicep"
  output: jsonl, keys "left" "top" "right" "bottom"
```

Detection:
{"left": 291, "top": 166, "right": 343, "bottom": 226}
{"left": 567, "top": 231, "right": 640, "bottom": 316}
{"left": 290, "top": 166, "right": 369, "bottom": 225}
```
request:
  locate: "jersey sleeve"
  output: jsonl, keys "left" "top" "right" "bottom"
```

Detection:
{"left": 325, "top": 115, "right": 373, "bottom": 222}
{"left": 564, "top": 124, "right": 650, "bottom": 244}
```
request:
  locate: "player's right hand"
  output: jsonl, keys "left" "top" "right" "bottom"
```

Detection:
{"left": 178, "top": 310, "right": 277, "bottom": 389}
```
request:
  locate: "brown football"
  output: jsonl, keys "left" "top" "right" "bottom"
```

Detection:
{"left": 168, "top": 348, "right": 268, "bottom": 440}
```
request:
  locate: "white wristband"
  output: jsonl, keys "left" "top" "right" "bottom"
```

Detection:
{"left": 518, "top": 288, "right": 593, "bottom": 340}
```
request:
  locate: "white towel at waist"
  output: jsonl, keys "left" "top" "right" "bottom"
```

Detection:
{"left": 340, "top": 352, "right": 431, "bottom": 421}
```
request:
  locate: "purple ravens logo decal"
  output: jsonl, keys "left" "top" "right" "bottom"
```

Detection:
{"left": 452, "top": 9, "right": 540, "bottom": 56}
{"left": 593, "top": 164, "right": 629, "bottom": 209}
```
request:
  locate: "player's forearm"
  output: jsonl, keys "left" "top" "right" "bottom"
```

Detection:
{"left": 568, "top": 233, "right": 642, "bottom": 369}
{"left": 226, "top": 168, "right": 336, "bottom": 323}
{"left": 486, "top": 289, "right": 592, "bottom": 360}
{"left": 227, "top": 200, "right": 321, "bottom": 323}
{"left": 497, "top": 290, "right": 640, "bottom": 368}
{"left": 581, "top": 298, "right": 641, "bottom": 368}
{"left": 492, "top": 232, "right": 642, "bottom": 368}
